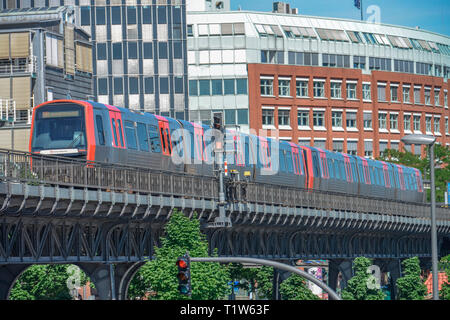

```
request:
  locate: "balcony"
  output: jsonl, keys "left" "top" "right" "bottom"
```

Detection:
{"left": 0, "top": 57, "right": 36, "bottom": 76}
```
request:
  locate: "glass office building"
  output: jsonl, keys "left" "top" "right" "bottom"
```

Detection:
{"left": 3, "top": 0, "right": 189, "bottom": 120}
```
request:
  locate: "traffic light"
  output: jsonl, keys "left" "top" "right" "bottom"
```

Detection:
{"left": 176, "top": 254, "right": 191, "bottom": 295}
{"left": 213, "top": 112, "right": 223, "bottom": 130}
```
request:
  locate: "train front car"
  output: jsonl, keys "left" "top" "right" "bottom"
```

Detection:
{"left": 30, "top": 100, "right": 95, "bottom": 161}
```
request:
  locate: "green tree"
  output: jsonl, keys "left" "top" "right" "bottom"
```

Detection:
{"left": 254, "top": 266, "right": 274, "bottom": 299}
{"left": 279, "top": 274, "right": 319, "bottom": 300}
{"left": 9, "top": 264, "right": 89, "bottom": 300}
{"left": 396, "top": 257, "right": 427, "bottom": 300}
{"left": 341, "top": 257, "right": 385, "bottom": 300}
{"left": 228, "top": 263, "right": 259, "bottom": 298}
{"left": 439, "top": 254, "right": 450, "bottom": 300}
{"left": 128, "top": 209, "right": 230, "bottom": 300}
{"left": 378, "top": 145, "right": 450, "bottom": 203}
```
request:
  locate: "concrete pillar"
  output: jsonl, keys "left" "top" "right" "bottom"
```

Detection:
{"left": 77, "top": 262, "right": 145, "bottom": 300}
{"left": 328, "top": 259, "right": 353, "bottom": 292}
{"left": 0, "top": 264, "right": 31, "bottom": 300}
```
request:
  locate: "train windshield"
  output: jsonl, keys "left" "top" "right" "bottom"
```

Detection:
{"left": 32, "top": 104, "right": 86, "bottom": 152}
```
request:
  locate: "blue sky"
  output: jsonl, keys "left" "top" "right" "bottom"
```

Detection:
{"left": 230, "top": 0, "right": 450, "bottom": 36}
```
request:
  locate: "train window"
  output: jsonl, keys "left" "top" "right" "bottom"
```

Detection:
{"left": 117, "top": 119, "right": 125, "bottom": 148}
{"left": 312, "top": 153, "right": 320, "bottom": 177}
{"left": 148, "top": 125, "right": 161, "bottom": 153}
{"left": 286, "top": 151, "right": 293, "bottom": 173}
{"left": 165, "top": 128, "right": 172, "bottom": 155}
{"left": 136, "top": 122, "right": 149, "bottom": 152}
{"left": 124, "top": 121, "right": 138, "bottom": 150}
{"left": 96, "top": 115, "right": 105, "bottom": 146}
{"left": 160, "top": 127, "right": 166, "bottom": 153}
{"left": 111, "top": 118, "right": 119, "bottom": 147}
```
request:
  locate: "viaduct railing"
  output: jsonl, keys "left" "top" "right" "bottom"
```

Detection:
{"left": 0, "top": 148, "right": 448, "bottom": 221}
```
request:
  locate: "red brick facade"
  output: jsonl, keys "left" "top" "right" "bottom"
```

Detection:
{"left": 248, "top": 63, "right": 450, "bottom": 157}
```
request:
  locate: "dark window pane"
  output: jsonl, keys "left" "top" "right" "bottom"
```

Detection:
{"left": 96, "top": 7, "right": 105, "bottom": 25}
{"left": 225, "top": 109, "right": 236, "bottom": 125}
{"left": 127, "top": 6, "right": 137, "bottom": 25}
{"left": 212, "top": 79, "right": 223, "bottom": 95}
{"left": 224, "top": 79, "right": 235, "bottom": 95}
{"left": 124, "top": 121, "right": 137, "bottom": 150}
{"left": 199, "top": 80, "right": 210, "bottom": 96}
{"left": 237, "top": 109, "right": 248, "bottom": 125}
{"left": 160, "top": 77, "right": 169, "bottom": 94}
{"left": 112, "top": 43, "right": 122, "bottom": 60}
{"left": 173, "top": 41, "right": 182, "bottom": 59}
{"left": 98, "top": 78, "right": 108, "bottom": 95}
{"left": 174, "top": 77, "right": 183, "bottom": 94}
{"left": 142, "top": 6, "right": 151, "bottom": 24}
{"left": 173, "top": 7, "right": 181, "bottom": 24}
{"left": 144, "top": 77, "right": 154, "bottom": 94}
{"left": 143, "top": 42, "right": 153, "bottom": 59}
{"left": 312, "top": 53, "right": 318, "bottom": 66}
{"left": 236, "top": 79, "right": 247, "bottom": 94}
{"left": 128, "top": 42, "right": 138, "bottom": 59}
{"left": 111, "top": 6, "right": 121, "bottom": 25}
{"left": 97, "top": 43, "right": 107, "bottom": 60}
{"left": 157, "top": 6, "right": 167, "bottom": 24}
{"left": 114, "top": 77, "right": 123, "bottom": 95}
{"left": 189, "top": 80, "right": 198, "bottom": 96}
{"left": 158, "top": 42, "right": 168, "bottom": 59}
{"left": 96, "top": 115, "right": 105, "bottom": 145}
{"left": 129, "top": 77, "right": 139, "bottom": 94}
{"left": 137, "top": 123, "right": 149, "bottom": 152}
{"left": 173, "top": 24, "right": 182, "bottom": 40}
{"left": 148, "top": 125, "right": 161, "bottom": 153}
{"left": 80, "top": 6, "right": 90, "bottom": 26}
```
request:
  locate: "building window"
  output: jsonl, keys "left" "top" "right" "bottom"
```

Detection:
{"left": 159, "top": 77, "right": 169, "bottom": 94}
{"left": 128, "top": 42, "right": 138, "bottom": 59}
{"left": 445, "top": 92, "right": 448, "bottom": 107}
{"left": 260, "top": 78, "right": 274, "bottom": 96}
{"left": 424, "top": 88, "right": 431, "bottom": 105}
{"left": 377, "top": 83, "right": 386, "bottom": 102}
{"left": 404, "top": 114, "right": 411, "bottom": 132}
{"left": 225, "top": 110, "right": 236, "bottom": 125}
{"left": 434, "top": 117, "right": 440, "bottom": 134}
{"left": 142, "top": 6, "right": 152, "bottom": 24}
{"left": 434, "top": 89, "right": 440, "bottom": 106}
{"left": 331, "top": 111, "right": 343, "bottom": 128}
{"left": 211, "top": 79, "right": 223, "bottom": 95}
{"left": 330, "top": 82, "right": 342, "bottom": 99}
{"left": 174, "top": 77, "right": 184, "bottom": 94}
{"left": 157, "top": 6, "right": 167, "bottom": 24}
{"left": 332, "top": 140, "right": 343, "bottom": 153}
{"left": 278, "top": 110, "right": 290, "bottom": 127}
{"left": 96, "top": 7, "right": 106, "bottom": 25}
{"left": 111, "top": 6, "right": 121, "bottom": 25}
{"left": 426, "top": 116, "right": 432, "bottom": 133}
{"left": 144, "top": 77, "right": 154, "bottom": 94}
{"left": 414, "top": 86, "right": 421, "bottom": 104}
{"left": 80, "top": 6, "right": 90, "bottom": 26}
{"left": 379, "top": 141, "right": 388, "bottom": 155}
{"left": 313, "top": 111, "right": 325, "bottom": 128}
{"left": 98, "top": 78, "right": 108, "bottom": 95}
{"left": 378, "top": 113, "right": 387, "bottom": 130}
{"left": 445, "top": 118, "right": 449, "bottom": 134}
{"left": 188, "top": 80, "right": 197, "bottom": 96}
{"left": 346, "top": 111, "right": 357, "bottom": 129}
{"left": 362, "top": 83, "right": 371, "bottom": 101}
{"left": 390, "top": 114, "right": 398, "bottom": 131}
{"left": 143, "top": 42, "right": 153, "bottom": 59}
{"left": 413, "top": 115, "right": 421, "bottom": 132}
{"left": 236, "top": 79, "right": 247, "bottom": 95}
{"left": 347, "top": 141, "right": 357, "bottom": 156}
{"left": 296, "top": 79, "right": 309, "bottom": 97}
{"left": 314, "top": 139, "right": 326, "bottom": 149}
{"left": 363, "top": 112, "right": 372, "bottom": 130}
{"left": 390, "top": 85, "right": 398, "bottom": 102}
{"left": 199, "top": 80, "right": 210, "bottom": 96}
{"left": 347, "top": 82, "right": 357, "bottom": 99}
{"left": 237, "top": 109, "right": 249, "bottom": 125}
{"left": 353, "top": 55, "right": 366, "bottom": 69}
{"left": 364, "top": 140, "right": 373, "bottom": 158}
{"left": 369, "top": 57, "right": 391, "bottom": 71}
{"left": 278, "top": 78, "right": 291, "bottom": 97}
{"left": 114, "top": 77, "right": 123, "bottom": 95}
{"left": 129, "top": 77, "right": 139, "bottom": 95}
{"left": 298, "top": 110, "right": 309, "bottom": 127}
{"left": 112, "top": 43, "right": 122, "bottom": 60}
{"left": 262, "top": 109, "right": 274, "bottom": 126}
{"left": 391, "top": 141, "right": 399, "bottom": 151}
{"left": 224, "top": 79, "right": 235, "bottom": 95}
{"left": 158, "top": 42, "right": 168, "bottom": 59}
{"left": 403, "top": 86, "right": 411, "bottom": 103}
{"left": 97, "top": 43, "right": 107, "bottom": 60}
{"left": 313, "top": 80, "right": 325, "bottom": 98}
{"left": 322, "top": 54, "right": 350, "bottom": 68}
{"left": 187, "top": 24, "right": 193, "bottom": 37}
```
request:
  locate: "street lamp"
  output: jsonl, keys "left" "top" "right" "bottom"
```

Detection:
{"left": 400, "top": 134, "right": 438, "bottom": 300}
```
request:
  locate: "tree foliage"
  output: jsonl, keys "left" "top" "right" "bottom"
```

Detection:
{"left": 396, "top": 257, "right": 428, "bottom": 300}
{"left": 9, "top": 264, "right": 89, "bottom": 300}
{"left": 279, "top": 273, "right": 319, "bottom": 300}
{"left": 378, "top": 145, "right": 450, "bottom": 203}
{"left": 341, "top": 257, "right": 385, "bottom": 300}
{"left": 439, "top": 254, "right": 450, "bottom": 300}
{"left": 128, "top": 210, "right": 230, "bottom": 300}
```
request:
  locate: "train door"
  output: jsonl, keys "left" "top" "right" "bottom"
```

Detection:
{"left": 107, "top": 106, "right": 126, "bottom": 164}
{"left": 299, "top": 146, "right": 314, "bottom": 190}
{"left": 93, "top": 108, "right": 108, "bottom": 162}
{"left": 155, "top": 116, "right": 172, "bottom": 157}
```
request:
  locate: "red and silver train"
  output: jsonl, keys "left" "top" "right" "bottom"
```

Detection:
{"left": 29, "top": 100, "right": 424, "bottom": 203}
